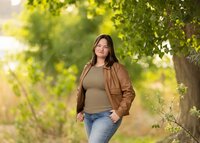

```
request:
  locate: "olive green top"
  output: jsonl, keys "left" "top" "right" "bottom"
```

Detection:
{"left": 83, "top": 66, "right": 112, "bottom": 113}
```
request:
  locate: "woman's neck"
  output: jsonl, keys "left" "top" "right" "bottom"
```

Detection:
{"left": 95, "top": 58, "right": 105, "bottom": 67}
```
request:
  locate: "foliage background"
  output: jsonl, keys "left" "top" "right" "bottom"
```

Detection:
{"left": 0, "top": 0, "right": 185, "bottom": 142}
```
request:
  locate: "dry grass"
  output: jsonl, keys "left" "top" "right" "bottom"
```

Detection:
{"left": 0, "top": 71, "right": 171, "bottom": 142}
{"left": 0, "top": 73, "right": 19, "bottom": 124}
{"left": 0, "top": 125, "right": 16, "bottom": 143}
{"left": 0, "top": 72, "right": 18, "bottom": 142}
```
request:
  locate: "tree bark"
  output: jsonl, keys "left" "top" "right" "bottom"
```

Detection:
{"left": 157, "top": 56, "right": 200, "bottom": 143}
{"left": 172, "top": 55, "right": 200, "bottom": 143}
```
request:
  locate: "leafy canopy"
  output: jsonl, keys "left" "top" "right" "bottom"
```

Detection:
{"left": 112, "top": 0, "right": 200, "bottom": 59}
{"left": 26, "top": 0, "right": 200, "bottom": 60}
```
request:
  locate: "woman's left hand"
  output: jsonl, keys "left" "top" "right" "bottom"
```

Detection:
{"left": 110, "top": 110, "right": 120, "bottom": 123}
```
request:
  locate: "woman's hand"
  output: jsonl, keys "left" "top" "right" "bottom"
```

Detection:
{"left": 110, "top": 110, "right": 120, "bottom": 123}
{"left": 77, "top": 112, "right": 84, "bottom": 122}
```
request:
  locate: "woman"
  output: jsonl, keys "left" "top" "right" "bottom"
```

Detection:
{"left": 76, "top": 34, "right": 135, "bottom": 143}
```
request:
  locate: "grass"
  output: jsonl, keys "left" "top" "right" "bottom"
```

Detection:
{"left": 112, "top": 133, "right": 158, "bottom": 143}
{"left": 0, "top": 74, "right": 18, "bottom": 124}
{"left": 0, "top": 71, "right": 172, "bottom": 143}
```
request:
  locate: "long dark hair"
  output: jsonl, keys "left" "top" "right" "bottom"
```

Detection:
{"left": 91, "top": 34, "right": 119, "bottom": 67}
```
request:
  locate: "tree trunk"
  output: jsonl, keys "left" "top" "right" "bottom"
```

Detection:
{"left": 173, "top": 55, "right": 200, "bottom": 143}
{"left": 157, "top": 56, "right": 200, "bottom": 143}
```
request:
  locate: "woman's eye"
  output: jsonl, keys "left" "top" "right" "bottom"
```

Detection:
{"left": 96, "top": 44, "right": 108, "bottom": 48}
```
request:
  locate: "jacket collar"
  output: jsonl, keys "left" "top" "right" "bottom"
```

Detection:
{"left": 103, "top": 65, "right": 111, "bottom": 70}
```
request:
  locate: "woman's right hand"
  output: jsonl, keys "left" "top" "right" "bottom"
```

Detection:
{"left": 77, "top": 112, "right": 84, "bottom": 122}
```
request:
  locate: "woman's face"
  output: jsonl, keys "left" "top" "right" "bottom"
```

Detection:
{"left": 95, "top": 38, "right": 110, "bottom": 59}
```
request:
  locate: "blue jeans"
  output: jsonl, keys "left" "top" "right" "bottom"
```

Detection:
{"left": 84, "top": 110, "right": 122, "bottom": 143}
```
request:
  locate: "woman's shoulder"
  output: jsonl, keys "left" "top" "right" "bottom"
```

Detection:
{"left": 83, "top": 61, "right": 92, "bottom": 69}
{"left": 79, "top": 61, "right": 92, "bottom": 78}
{"left": 112, "top": 62, "right": 126, "bottom": 70}
{"left": 112, "top": 62, "right": 130, "bottom": 78}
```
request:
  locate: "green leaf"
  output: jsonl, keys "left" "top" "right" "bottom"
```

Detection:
{"left": 12, "top": 84, "right": 21, "bottom": 97}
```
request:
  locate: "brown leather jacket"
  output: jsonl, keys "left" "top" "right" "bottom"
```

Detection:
{"left": 76, "top": 62, "right": 135, "bottom": 117}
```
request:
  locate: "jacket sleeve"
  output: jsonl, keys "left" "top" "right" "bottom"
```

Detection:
{"left": 115, "top": 64, "right": 136, "bottom": 117}
{"left": 76, "top": 62, "right": 91, "bottom": 114}
{"left": 76, "top": 64, "right": 87, "bottom": 113}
